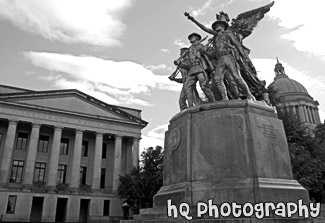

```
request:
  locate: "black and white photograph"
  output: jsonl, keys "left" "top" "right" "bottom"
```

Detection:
{"left": 0, "top": 0, "right": 324, "bottom": 222}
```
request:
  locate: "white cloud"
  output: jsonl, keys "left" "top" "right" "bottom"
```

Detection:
{"left": 23, "top": 52, "right": 180, "bottom": 106}
{"left": 140, "top": 124, "right": 168, "bottom": 153}
{"left": 253, "top": 58, "right": 325, "bottom": 91}
{"left": 0, "top": 0, "right": 131, "bottom": 47}
{"left": 192, "top": 0, "right": 214, "bottom": 17}
{"left": 53, "top": 79, "right": 120, "bottom": 105}
{"left": 173, "top": 39, "right": 189, "bottom": 48}
{"left": 161, "top": 49, "right": 170, "bottom": 53}
{"left": 220, "top": 0, "right": 234, "bottom": 8}
{"left": 53, "top": 79, "right": 154, "bottom": 106}
{"left": 247, "top": 0, "right": 267, "bottom": 2}
{"left": 147, "top": 124, "right": 168, "bottom": 140}
{"left": 145, "top": 64, "right": 172, "bottom": 72}
{"left": 190, "top": 0, "right": 233, "bottom": 17}
{"left": 140, "top": 135, "right": 164, "bottom": 154}
{"left": 268, "top": 0, "right": 325, "bottom": 58}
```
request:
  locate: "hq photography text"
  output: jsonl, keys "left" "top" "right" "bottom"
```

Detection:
{"left": 167, "top": 199, "right": 320, "bottom": 220}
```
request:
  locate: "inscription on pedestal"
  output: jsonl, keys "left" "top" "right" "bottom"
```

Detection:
{"left": 257, "top": 124, "right": 278, "bottom": 139}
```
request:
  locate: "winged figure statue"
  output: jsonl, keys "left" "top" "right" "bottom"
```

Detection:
{"left": 184, "top": 1, "right": 274, "bottom": 102}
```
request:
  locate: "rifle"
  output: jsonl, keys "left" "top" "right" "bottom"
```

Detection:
{"left": 168, "top": 69, "right": 180, "bottom": 80}
{"left": 168, "top": 35, "right": 208, "bottom": 80}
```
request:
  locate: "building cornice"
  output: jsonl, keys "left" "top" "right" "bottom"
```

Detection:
{"left": 0, "top": 84, "right": 34, "bottom": 92}
{"left": 0, "top": 89, "right": 148, "bottom": 126}
{"left": 0, "top": 100, "right": 147, "bottom": 128}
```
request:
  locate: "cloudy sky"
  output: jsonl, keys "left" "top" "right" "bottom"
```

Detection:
{"left": 1, "top": 0, "right": 325, "bottom": 151}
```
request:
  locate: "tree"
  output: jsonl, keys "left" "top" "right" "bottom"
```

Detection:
{"left": 118, "top": 167, "right": 141, "bottom": 213}
{"left": 118, "top": 146, "right": 163, "bottom": 214}
{"left": 267, "top": 83, "right": 281, "bottom": 106}
{"left": 267, "top": 86, "right": 325, "bottom": 202}
{"left": 277, "top": 109, "right": 325, "bottom": 202}
{"left": 315, "top": 122, "right": 325, "bottom": 151}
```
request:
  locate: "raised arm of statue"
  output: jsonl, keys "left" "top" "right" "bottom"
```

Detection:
{"left": 184, "top": 12, "right": 217, "bottom": 36}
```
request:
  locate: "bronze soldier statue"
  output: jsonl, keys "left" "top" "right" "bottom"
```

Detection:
{"left": 175, "top": 33, "right": 216, "bottom": 107}
{"left": 169, "top": 47, "right": 202, "bottom": 111}
{"left": 186, "top": 13, "right": 255, "bottom": 100}
{"left": 184, "top": 1, "right": 274, "bottom": 101}
{"left": 212, "top": 12, "right": 256, "bottom": 100}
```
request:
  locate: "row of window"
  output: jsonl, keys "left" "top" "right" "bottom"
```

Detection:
{"left": 9, "top": 160, "right": 107, "bottom": 188}
{"left": 5, "top": 132, "right": 109, "bottom": 158}
{"left": 6, "top": 195, "right": 111, "bottom": 216}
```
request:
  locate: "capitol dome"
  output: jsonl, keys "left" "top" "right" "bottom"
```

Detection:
{"left": 268, "top": 58, "right": 321, "bottom": 126}
{"left": 272, "top": 77, "right": 308, "bottom": 95}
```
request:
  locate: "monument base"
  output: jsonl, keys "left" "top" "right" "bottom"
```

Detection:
{"left": 124, "top": 101, "right": 315, "bottom": 222}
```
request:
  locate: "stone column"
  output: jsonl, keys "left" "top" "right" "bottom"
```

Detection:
{"left": 126, "top": 140, "right": 133, "bottom": 172}
{"left": 309, "top": 107, "right": 314, "bottom": 124}
{"left": 294, "top": 106, "right": 298, "bottom": 117}
{"left": 310, "top": 107, "right": 316, "bottom": 124}
{"left": 305, "top": 106, "right": 310, "bottom": 122}
{"left": 303, "top": 105, "right": 309, "bottom": 123}
{"left": 70, "top": 129, "right": 83, "bottom": 189}
{"left": 91, "top": 132, "right": 103, "bottom": 190}
{"left": 298, "top": 105, "right": 306, "bottom": 122}
{"left": 308, "top": 107, "right": 313, "bottom": 123}
{"left": 132, "top": 138, "right": 140, "bottom": 168}
{"left": 23, "top": 123, "right": 41, "bottom": 185}
{"left": 305, "top": 106, "right": 311, "bottom": 124}
{"left": 299, "top": 105, "right": 304, "bottom": 122}
{"left": 294, "top": 106, "right": 299, "bottom": 119}
{"left": 315, "top": 108, "right": 321, "bottom": 124}
{"left": 47, "top": 127, "right": 63, "bottom": 188}
{"left": 112, "top": 135, "right": 122, "bottom": 192}
{"left": 0, "top": 120, "right": 18, "bottom": 184}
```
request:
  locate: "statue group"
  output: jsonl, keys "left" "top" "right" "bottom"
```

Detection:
{"left": 169, "top": 1, "right": 274, "bottom": 111}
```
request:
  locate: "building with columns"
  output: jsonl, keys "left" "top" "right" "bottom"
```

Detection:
{"left": 0, "top": 84, "right": 147, "bottom": 222}
{"left": 268, "top": 59, "right": 321, "bottom": 127}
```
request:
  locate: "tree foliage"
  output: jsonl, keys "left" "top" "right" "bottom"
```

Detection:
{"left": 315, "top": 122, "right": 325, "bottom": 149}
{"left": 268, "top": 85, "right": 325, "bottom": 202}
{"left": 118, "top": 146, "right": 163, "bottom": 213}
{"left": 267, "top": 83, "right": 281, "bottom": 106}
{"left": 278, "top": 109, "right": 325, "bottom": 202}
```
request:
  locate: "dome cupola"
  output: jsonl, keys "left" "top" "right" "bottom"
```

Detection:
{"left": 268, "top": 58, "right": 321, "bottom": 126}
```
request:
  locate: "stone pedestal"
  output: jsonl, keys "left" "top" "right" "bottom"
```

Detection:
{"left": 125, "top": 101, "right": 312, "bottom": 222}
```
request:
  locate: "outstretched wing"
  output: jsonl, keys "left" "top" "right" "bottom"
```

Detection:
{"left": 230, "top": 1, "right": 274, "bottom": 39}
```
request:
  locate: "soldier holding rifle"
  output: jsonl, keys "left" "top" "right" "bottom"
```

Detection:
{"left": 185, "top": 12, "right": 255, "bottom": 101}
{"left": 184, "top": 2, "right": 275, "bottom": 101}
{"left": 174, "top": 33, "right": 215, "bottom": 107}
{"left": 169, "top": 47, "right": 202, "bottom": 111}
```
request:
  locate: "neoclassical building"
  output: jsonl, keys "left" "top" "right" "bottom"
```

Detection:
{"left": 0, "top": 84, "right": 147, "bottom": 222}
{"left": 268, "top": 59, "right": 321, "bottom": 127}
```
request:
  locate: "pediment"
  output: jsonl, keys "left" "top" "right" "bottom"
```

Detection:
{"left": 6, "top": 94, "right": 131, "bottom": 122}
{"left": 0, "top": 84, "right": 33, "bottom": 94}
